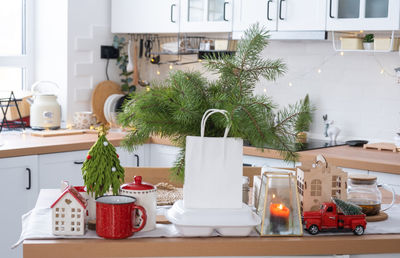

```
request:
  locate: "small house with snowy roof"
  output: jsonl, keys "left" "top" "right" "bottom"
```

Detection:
{"left": 51, "top": 186, "right": 87, "bottom": 235}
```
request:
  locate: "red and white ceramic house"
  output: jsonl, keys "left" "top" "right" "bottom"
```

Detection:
{"left": 51, "top": 186, "right": 87, "bottom": 236}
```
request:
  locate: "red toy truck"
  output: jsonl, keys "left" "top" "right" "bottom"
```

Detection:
{"left": 303, "top": 202, "right": 367, "bottom": 235}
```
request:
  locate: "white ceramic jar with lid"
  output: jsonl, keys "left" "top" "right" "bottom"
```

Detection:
{"left": 120, "top": 176, "right": 156, "bottom": 231}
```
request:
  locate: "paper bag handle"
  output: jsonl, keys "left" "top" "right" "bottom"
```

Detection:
{"left": 201, "top": 109, "right": 231, "bottom": 138}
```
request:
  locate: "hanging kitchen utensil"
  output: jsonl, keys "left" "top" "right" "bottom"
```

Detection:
{"left": 126, "top": 40, "right": 133, "bottom": 72}
{"left": 144, "top": 39, "right": 153, "bottom": 58}
{"left": 133, "top": 41, "right": 140, "bottom": 86}
{"left": 139, "top": 38, "right": 144, "bottom": 58}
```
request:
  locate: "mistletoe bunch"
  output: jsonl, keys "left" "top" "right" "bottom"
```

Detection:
{"left": 118, "top": 24, "right": 313, "bottom": 181}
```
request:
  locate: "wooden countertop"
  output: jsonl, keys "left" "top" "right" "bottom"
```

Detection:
{"left": 1, "top": 132, "right": 399, "bottom": 174}
{"left": 244, "top": 144, "right": 400, "bottom": 174}
{"left": 0, "top": 131, "right": 127, "bottom": 158}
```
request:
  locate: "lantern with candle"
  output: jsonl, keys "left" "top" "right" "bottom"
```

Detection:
{"left": 256, "top": 169, "right": 303, "bottom": 236}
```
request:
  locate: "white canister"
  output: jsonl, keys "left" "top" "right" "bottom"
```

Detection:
{"left": 73, "top": 111, "right": 96, "bottom": 129}
{"left": 120, "top": 176, "right": 156, "bottom": 232}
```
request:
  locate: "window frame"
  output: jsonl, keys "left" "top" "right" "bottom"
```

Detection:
{"left": 0, "top": 0, "right": 34, "bottom": 91}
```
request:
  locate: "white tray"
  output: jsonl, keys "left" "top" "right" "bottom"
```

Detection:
{"left": 165, "top": 200, "right": 261, "bottom": 236}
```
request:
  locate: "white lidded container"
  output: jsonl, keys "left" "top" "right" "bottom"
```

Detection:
{"left": 29, "top": 81, "right": 61, "bottom": 130}
{"left": 120, "top": 176, "right": 156, "bottom": 232}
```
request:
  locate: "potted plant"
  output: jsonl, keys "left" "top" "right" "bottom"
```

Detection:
{"left": 363, "top": 34, "right": 374, "bottom": 50}
{"left": 295, "top": 94, "right": 313, "bottom": 143}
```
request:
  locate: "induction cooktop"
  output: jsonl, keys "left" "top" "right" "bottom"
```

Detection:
{"left": 243, "top": 138, "right": 346, "bottom": 152}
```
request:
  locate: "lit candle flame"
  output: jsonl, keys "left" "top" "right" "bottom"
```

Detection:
{"left": 278, "top": 204, "right": 283, "bottom": 210}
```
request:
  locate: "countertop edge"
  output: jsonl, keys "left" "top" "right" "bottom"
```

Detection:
{"left": 23, "top": 234, "right": 400, "bottom": 257}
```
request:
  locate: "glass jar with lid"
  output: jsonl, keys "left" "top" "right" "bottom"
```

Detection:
{"left": 347, "top": 174, "right": 395, "bottom": 216}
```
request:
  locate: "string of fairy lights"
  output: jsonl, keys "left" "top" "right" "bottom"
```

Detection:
{"left": 150, "top": 43, "right": 399, "bottom": 89}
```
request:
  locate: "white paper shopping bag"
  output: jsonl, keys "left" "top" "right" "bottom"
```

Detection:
{"left": 183, "top": 109, "right": 243, "bottom": 209}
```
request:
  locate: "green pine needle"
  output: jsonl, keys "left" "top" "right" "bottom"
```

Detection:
{"left": 118, "top": 23, "right": 313, "bottom": 181}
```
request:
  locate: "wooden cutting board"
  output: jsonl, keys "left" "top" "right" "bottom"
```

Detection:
{"left": 363, "top": 142, "right": 398, "bottom": 152}
{"left": 31, "top": 130, "right": 98, "bottom": 137}
{"left": 91, "top": 81, "right": 123, "bottom": 124}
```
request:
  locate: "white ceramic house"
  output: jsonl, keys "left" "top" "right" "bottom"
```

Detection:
{"left": 51, "top": 186, "right": 87, "bottom": 236}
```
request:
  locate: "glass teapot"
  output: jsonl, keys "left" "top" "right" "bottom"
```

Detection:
{"left": 347, "top": 174, "right": 395, "bottom": 216}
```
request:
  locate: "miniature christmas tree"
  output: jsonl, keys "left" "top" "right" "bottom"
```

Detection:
{"left": 333, "top": 198, "right": 363, "bottom": 215}
{"left": 81, "top": 125, "right": 124, "bottom": 198}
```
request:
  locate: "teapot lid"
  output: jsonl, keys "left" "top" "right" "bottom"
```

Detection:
{"left": 121, "top": 176, "right": 155, "bottom": 190}
{"left": 349, "top": 174, "right": 377, "bottom": 182}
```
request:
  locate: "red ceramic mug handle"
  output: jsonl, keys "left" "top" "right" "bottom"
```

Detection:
{"left": 132, "top": 205, "right": 147, "bottom": 233}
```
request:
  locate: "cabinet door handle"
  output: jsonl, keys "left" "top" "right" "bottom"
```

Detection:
{"left": 223, "top": 2, "right": 229, "bottom": 21}
{"left": 267, "top": 0, "right": 272, "bottom": 21}
{"left": 134, "top": 154, "right": 140, "bottom": 167}
{"left": 279, "top": 0, "right": 285, "bottom": 20}
{"left": 74, "top": 161, "right": 84, "bottom": 165}
{"left": 26, "top": 168, "right": 31, "bottom": 190}
{"left": 329, "top": 0, "right": 334, "bottom": 18}
{"left": 170, "top": 4, "right": 176, "bottom": 23}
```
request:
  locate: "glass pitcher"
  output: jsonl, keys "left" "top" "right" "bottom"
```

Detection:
{"left": 347, "top": 174, "right": 395, "bottom": 216}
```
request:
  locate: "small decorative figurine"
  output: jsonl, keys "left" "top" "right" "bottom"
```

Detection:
{"left": 303, "top": 198, "right": 366, "bottom": 235}
{"left": 323, "top": 114, "right": 340, "bottom": 142}
{"left": 51, "top": 186, "right": 87, "bottom": 236}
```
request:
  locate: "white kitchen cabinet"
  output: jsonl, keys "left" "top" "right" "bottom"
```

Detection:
{"left": 111, "top": 0, "right": 180, "bottom": 33}
{"left": 149, "top": 144, "right": 181, "bottom": 167}
{"left": 180, "top": 0, "right": 233, "bottom": 32}
{"left": 326, "top": 0, "right": 400, "bottom": 31}
{"left": 277, "top": 0, "right": 327, "bottom": 31}
{"left": 38, "top": 147, "right": 143, "bottom": 189}
{"left": 38, "top": 150, "right": 88, "bottom": 189}
{"left": 243, "top": 155, "right": 298, "bottom": 168}
{"left": 0, "top": 155, "right": 39, "bottom": 258}
{"left": 233, "top": 0, "right": 326, "bottom": 39}
{"left": 117, "top": 145, "right": 146, "bottom": 167}
{"left": 233, "top": 0, "right": 278, "bottom": 32}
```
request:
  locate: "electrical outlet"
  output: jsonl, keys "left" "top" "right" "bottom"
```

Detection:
{"left": 101, "top": 45, "right": 119, "bottom": 59}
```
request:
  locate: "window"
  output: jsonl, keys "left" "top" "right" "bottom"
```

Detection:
{"left": 0, "top": 0, "right": 33, "bottom": 92}
{"left": 332, "top": 176, "right": 342, "bottom": 188}
{"left": 332, "top": 189, "right": 341, "bottom": 198}
{"left": 310, "top": 179, "right": 322, "bottom": 196}
{"left": 326, "top": 206, "right": 333, "bottom": 212}
{"left": 331, "top": 175, "right": 342, "bottom": 198}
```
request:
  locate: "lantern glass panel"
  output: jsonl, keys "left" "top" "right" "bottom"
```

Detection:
{"left": 256, "top": 171, "right": 303, "bottom": 236}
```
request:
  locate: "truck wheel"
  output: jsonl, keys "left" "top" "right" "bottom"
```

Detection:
{"left": 308, "top": 225, "right": 319, "bottom": 235}
{"left": 353, "top": 225, "right": 364, "bottom": 236}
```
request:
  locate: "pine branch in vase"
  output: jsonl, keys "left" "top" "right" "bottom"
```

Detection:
{"left": 118, "top": 23, "right": 313, "bottom": 181}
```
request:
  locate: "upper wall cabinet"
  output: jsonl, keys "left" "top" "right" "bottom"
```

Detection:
{"left": 233, "top": 0, "right": 326, "bottom": 32}
{"left": 111, "top": 0, "right": 180, "bottom": 33}
{"left": 180, "top": 0, "right": 233, "bottom": 32}
{"left": 326, "top": 0, "right": 400, "bottom": 30}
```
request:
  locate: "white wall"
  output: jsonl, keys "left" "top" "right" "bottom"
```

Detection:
{"left": 67, "top": 0, "right": 119, "bottom": 124}
{"left": 34, "top": 0, "right": 68, "bottom": 123}
{"left": 258, "top": 40, "right": 400, "bottom": 142}
{"left": 35, "top": 0, "right": 117, "bottom": 125}
{"left": 138, "top": 40, "right": 400, "bottom": 142}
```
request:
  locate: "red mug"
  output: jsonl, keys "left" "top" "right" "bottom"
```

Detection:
{"left": 96, "top": 195, "right": 147, "bottom": 239}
